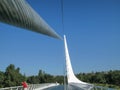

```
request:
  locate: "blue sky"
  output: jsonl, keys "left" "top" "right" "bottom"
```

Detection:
{"left": 0, "top": 0, "right": 120, "bottom": 76}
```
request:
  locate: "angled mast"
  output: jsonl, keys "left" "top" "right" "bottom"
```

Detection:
{"left": 64, "top": 35, "right": 82, "bottom": 83}
{"left": 63, "top": 35, "right": 93, "bottom": 90}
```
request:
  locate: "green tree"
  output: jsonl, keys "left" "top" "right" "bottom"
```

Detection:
{"left": 38, "top": 70, "right": 45, "bottom": 83}
{"left": 4, "top": 64, "right": 26, "bottom": 87}
{"left": 27, "top": 76, "right": 39, "bottom": 84}
{"left": 0, "top": 71, "right": 4, "bottom": 88}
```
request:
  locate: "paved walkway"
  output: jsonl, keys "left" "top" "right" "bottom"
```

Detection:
{"left": 35, "top": 83, "right": 59, "bottom": 90}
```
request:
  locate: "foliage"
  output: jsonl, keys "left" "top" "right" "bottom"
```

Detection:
{"left": 76, "top": 70, "right": 120, "bottom": 88}
{"left": 0, "top": 64, "right": 120, "bottom": 88}
{"left": 27, "top": 70, "right": 64, "bottom": 84}
{"left": 0, "top": 64, "right": 26, "bottom": 87}
{"left": 0, "top": 71, "right": 4, "bottom": 88}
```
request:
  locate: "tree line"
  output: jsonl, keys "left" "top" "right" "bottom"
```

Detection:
{"left": 0, "top": 64, "right": 120, "bottom": 88}
{"left": 76, "top": 70, "right": 120, "bottom": 86}
{"left": 0, "top": 64, "right": 63, "bottom": 88}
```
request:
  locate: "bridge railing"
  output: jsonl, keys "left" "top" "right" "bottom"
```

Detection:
{"left": 93, "top": 86, "right": 116, "bottom": 90}
{"left": 0, "top": 83, "right": 59, "bottom": 90}
{"left": 0, "top": 86, "right": 23, "bottom": 90}
{"left": 0, "top": 84, "right": 39, "bottom": 90}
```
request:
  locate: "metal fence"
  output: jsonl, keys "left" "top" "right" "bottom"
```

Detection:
{"left": 0, "top": 83, "right": 58, "bottom": 90}
{"left": 0, "top": 84, "right": 41, "bottom": 90}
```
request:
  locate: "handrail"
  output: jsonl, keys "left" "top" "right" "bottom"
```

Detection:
{"left": 93, "top": 86, "right": 116, "bottom": 90}
{"left": 0, "top": 86, "right": 23, "bottom": 90}
{"left": 0, "top": 83, "right": 59, "bottom": 90}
